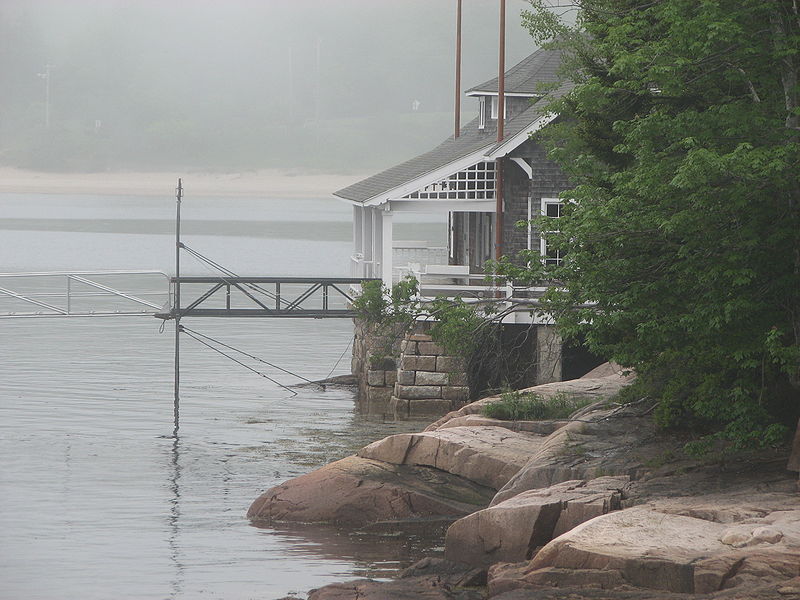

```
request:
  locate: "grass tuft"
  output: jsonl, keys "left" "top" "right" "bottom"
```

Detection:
{"left": 481, "top": 391, "right": 595, "bottom": 421}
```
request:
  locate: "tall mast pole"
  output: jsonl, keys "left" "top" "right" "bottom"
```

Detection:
{"left": 497, "top": 0, "right": 506, "bottom": 143}
{"left": 454, "top": 0, "right": 462, "bottom": 139}
{"left": 495, "top": 0, "right": 506, "bottom": 260}
{"left": 174, "top": 178, "right": 182, "bottom": 435}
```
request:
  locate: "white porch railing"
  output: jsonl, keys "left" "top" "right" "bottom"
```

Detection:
{"left": 391, "top": 242, "right": 447, "bottom": 284}
{"left": 350, "top": 254, "right": 380, "bottom": 280}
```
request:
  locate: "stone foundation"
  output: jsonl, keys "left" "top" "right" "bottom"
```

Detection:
{"left": 353, "top": 319, "right": 580, "bottom": 420}
{"left": 352, "top": 320, "right": 471, "bottom": 419}
{"left": 390, "top": 330, "right": 471, "bottom": 419}
{"left": 351, "top": 319, "right": 404, "bottom": 417}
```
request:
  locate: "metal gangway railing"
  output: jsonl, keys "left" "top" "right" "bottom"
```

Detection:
{"left": 0, "top": 271, "right": 171, "bottom": 318}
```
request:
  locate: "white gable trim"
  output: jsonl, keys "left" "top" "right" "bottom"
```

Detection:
{"left": 362, "top": 145, "right": 494, "bottom": 207}
{"left": 466, "top": 91, "right": 541, "bottom": 98}
{"left": 350, "top": 112, "right": 560, "bottom": 208}
{"left": 484, "top": 112, "right": 558, "bottom": 160}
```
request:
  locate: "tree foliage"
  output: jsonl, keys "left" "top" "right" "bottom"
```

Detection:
{"left": 520, "top": 0, "right": 800, "bottom": 448}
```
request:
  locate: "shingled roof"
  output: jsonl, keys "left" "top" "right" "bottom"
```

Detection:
{"left": 334, "top": 47, "right": 568, "bottom": 206}
{"left": 466, "top": 45, "right": 564, "bottom": 96}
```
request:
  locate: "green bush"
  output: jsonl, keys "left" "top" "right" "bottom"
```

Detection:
{"left": 481, "top": 391, "right": 594, "bottom": 421}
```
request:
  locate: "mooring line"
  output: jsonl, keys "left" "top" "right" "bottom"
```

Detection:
{"left": 180, "top": 325, "right": 321, "bottom": 387}
{"left": 181, "top": 244, "right": 294, "bottom": 309}
{"left": 180, "top": 327, "right": 298, "bottom": 396}
{"left": 324, "top": 335, "right": 354, "bottom": 382}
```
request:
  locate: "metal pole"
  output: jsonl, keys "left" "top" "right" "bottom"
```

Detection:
{"left": 454, "top": 0, "right": 462, "bottom": 139}
{"left": 497, "top": 0, "right": 506, "bottom": 143}
{"left": 495, "top": 0, "right": 506, "bottom": 260}
{"left": 174, "top": 178, "right": 182, "bottom": 435}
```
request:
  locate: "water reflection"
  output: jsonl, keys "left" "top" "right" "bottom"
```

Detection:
{"left": 168, "top": 433, "right": 184, "bottom": 598}
{"left": 0, "top": 191, "right": 447, "bottom": 599}
{"left": 256, "top": 519, "right": 451, "bottom": 580}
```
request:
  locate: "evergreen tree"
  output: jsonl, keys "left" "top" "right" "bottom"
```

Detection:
{"left": 520, "top": 0, "right": 800, "bottom": 453}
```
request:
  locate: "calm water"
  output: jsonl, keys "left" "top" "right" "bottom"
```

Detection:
{"left": 0, "top": 192, "right": 444, "bottom": 599}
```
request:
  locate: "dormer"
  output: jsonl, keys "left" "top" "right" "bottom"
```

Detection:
{"left": 467, "top": 46, "right": 563, "bottom": 131}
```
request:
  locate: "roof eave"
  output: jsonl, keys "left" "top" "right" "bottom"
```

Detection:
{"left": 485, "top": 112, "right": 559, "bottom": 159}
{"left": 331, "top": 192, "right": 364, "bottom": 206}
{"left": 356, "top": 144, "right": 495, "bottom": 207}
{"left": 465, "top": 90, "right": 542, "bottom": 98}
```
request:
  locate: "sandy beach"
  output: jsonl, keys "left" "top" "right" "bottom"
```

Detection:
{"left": 0, "top": 167, "right": 365, "bottom": 198}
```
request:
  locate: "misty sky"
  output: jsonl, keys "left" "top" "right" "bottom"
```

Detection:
{"left": 1, "top": 1, "right": 541, "bottom": 172}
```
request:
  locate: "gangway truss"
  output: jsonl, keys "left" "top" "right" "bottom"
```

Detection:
{"left": 0, "top": 271, "right": 170, "bottom": 318}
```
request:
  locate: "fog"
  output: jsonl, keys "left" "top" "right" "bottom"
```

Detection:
{"left": 0, "top": 0, "right": 538, "bottom": 173}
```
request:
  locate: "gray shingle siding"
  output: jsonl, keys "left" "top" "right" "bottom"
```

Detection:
{"left": 503, "top": 136, "right": 572, "bottom": 265}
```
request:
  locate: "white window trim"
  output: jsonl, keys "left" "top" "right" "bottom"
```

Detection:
{"left": 478, "top": 97, "right": 486, "bottom": 130}
{"left": 527, "top": 196, "right": 532, "bottom": 251}
{"left": 540, "top": 197, "right": 563, "bottom": 265}
{"left": 490, "top": 96, "right": 507, "bottom": 120}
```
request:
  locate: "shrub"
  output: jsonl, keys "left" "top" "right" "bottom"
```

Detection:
{"left": 481, "top": 391, "right": 594, "bottom": 421}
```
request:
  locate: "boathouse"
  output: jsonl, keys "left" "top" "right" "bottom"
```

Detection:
{"left": 334, "top": 46, "right": 601, "bottom": 418}
{"left": 334, "top": 45, "right": 572, "bottom": 295}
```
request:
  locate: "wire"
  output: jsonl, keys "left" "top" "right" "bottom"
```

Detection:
{"left": 181, "top": 325, "right": 321, "bottom": 387}
{"left": 180, "top": 326, "right": 298, "bottom": 396}
{"left": 324, "top": 335, "right": 353, "bottom": 382}
{"left": 181, "top": 244, "right": 294, "bottom": 309}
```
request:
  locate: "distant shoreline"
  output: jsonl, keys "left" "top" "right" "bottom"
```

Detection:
{"left": 0, "top": 167, "right": 365, "bottom": 198}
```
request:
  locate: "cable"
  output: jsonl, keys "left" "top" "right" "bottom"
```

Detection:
{"left": 181, "top": 327, "right": 298, "bottom": 396}
{"left": 181, "top": 244, "right": 293, "bottom": 309}
{"left": 324, "top": 335, "right": 353, "bottom": 382}
{"left": 180, "top": 325, "right": 321, "bottom": 387}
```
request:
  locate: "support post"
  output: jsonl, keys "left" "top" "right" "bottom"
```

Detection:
{"left": 353, "top": 205, "right": 364, "bottom": 278}
{"left": 495, "top": 159, "right": 504, "bottom": 260}
{"left": 454, "top": 0, "right": 462, "bottom": 139}
{"left": 362, "top": 207, "right": 373, "bottom": 277}
{"left": 381, "top": 209, "right": 393, "bottom": 288}
{"left": 495, "top": 0, "right": 506, "bottom": 261}
{"left": 174, "top": 178, "right": 182, "bottom": 435}
{"left": 497, "top": 0, "right": 506, "bottom": 142}
{"left": 374, "top": 208, "right": 383, "bottom": 280}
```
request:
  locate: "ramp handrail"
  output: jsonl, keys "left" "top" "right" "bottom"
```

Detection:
{"left": 0, "top": 270, "right": 170, "bottom": 318}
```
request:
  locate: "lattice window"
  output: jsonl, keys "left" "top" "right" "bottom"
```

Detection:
{"left": 404, "top": 162, "right": 496, "bottom": 201}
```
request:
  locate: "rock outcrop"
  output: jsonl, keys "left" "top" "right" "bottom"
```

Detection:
{"left": 425, "top": 372, "right": 633, "bottom": 432}
{"left": 487, "top": 503, "right": 800, "bottom": 596}
{"left": 305, "top": 558, "right": 485, "bottom": 600}
{"left": 435, "top": 414, "right": 568, "bottom": 436}
{"left": 358, "top": 426, "right": 544, "bottom": 490}
{"left": 491, "top": 399, "right": 686, "bottom": 505}
{"left": 251, "top": 362, "right": 800, "bottom": 600}
{"left": 444, "top": 477, "right": 628, "bottom": 568}
{"left": 247, "top": 455, "right": 494, "bottom": 526}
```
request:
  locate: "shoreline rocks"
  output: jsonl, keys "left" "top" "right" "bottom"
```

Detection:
{"left": 247, "top": 455, "right": 495, "bottom": 526}
{"left": 358, "top": 426, "right": 546, "bottom": 490}
{"left": 249, "top": 365, "right": 799, "bottom": 599}
{"left": 444, "top": 476, "right": 629, "bottom": 569}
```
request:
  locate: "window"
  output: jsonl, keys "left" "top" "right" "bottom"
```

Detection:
{"left": 490, "top": 96, "right": 507, "bottom": 120}
{"left": 540, "top": 197, "right": 564, "bottom": 265}
{"left": 478, "top": 97, "right": 486, "bottom": 130}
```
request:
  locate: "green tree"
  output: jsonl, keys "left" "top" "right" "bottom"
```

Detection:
{"left": 519, "top": 0, "right": 800, "bottom": 453}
